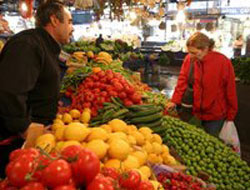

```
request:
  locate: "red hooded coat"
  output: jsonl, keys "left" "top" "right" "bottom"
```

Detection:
{"left": 172, "top": 51, "right": 238, "bottom": 121}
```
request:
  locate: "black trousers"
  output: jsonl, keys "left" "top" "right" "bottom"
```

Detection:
{"left": 0, "top": 137, "right": 24, "bottom": 178}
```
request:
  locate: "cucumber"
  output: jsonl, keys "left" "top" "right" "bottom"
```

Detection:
{"left": 102, "top": 109, "right": 115, "bottom": 122}
{"left": 129, "top": 107, "right": 162, "bottom": 118}
{"left": 111, "top": 97, "right": 123, "bottom": 107}
{"left": 138, "top": 119, "right": 163, "bottom": 128}
{"left": 128, "top": 104, "right": 156, "bottom": 111}
{"left": 112, "top": 109, "right": 129, "bottom": 118}
{"left": 151, "top": 125, "right": 166, "bottom": 135}
{"left": 130, "top": 113, "right": 163, "bottom": 124}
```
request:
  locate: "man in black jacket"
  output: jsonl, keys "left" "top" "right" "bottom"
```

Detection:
{"left": 0, "top": 0, "right": 73, "bottom": 177}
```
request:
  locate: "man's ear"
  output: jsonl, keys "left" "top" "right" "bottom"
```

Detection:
{"left": 50, "top": 14, "right": 59, "bottom": 27}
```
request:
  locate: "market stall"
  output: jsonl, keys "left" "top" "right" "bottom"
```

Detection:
{"left": 1, "top": 38, "right": 250, "bottom": 190}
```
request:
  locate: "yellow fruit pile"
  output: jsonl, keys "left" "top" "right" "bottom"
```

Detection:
{"left": 35, "top": 115, "right": 178, "bottom": 182}
{"left": 94, "top": 51, "right": 113, "bottom": 65}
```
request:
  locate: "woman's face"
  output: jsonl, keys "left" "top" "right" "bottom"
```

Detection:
{"left": 187, "top": 46, "right": 209, "bottom": 61}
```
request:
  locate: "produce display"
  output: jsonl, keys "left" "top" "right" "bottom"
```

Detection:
{"left": 3, "top": 37, "right": 250, "bottom": 190}
{"left": 161, "top": 116, "right": 250, "bottom": 190}
{"left": 232, "top": 57, "right": 250, "bottom": 84}
{"left": 62, "top": 69, "right": 143, "bottom": 117}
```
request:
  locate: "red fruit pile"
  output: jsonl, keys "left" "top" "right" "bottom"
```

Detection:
{"left": 69, "top": 70, "right": 142, "bottom": 116}
{"left": 87, "top": 167, "right": 154, "bottom": 190}
{"left": 157, "top": 172, "right": 209, "bottom": 190}
{"left": 1, "top": 146, "right": 100, "bottom": 190}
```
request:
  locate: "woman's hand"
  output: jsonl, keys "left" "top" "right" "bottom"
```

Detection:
{"left": 166, "top": 102, "right": 176, "bottom": 110}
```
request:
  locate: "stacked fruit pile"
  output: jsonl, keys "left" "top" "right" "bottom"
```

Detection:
{"left": 161, "top": 116, "right": 250, "bottom": 190}
{"left": 1, "top": 146, "right": 100, "bottom": 190}
{"left": 64, "top": 69, "right": 142, "bottom": 117}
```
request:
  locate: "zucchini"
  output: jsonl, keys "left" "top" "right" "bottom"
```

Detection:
{"left": 111, "top": 97, "right": 123, "bottom": 107}
{"left": 102, "top": 109, "right": 115, "bottom": 122}
{"left": 138, "top": 119, "right": 163, "bottom": 128}
{"left": 129, "top": 107, "right": 162, "bottom": 118}
{"left": 112, "top": 109, "right": 129, "bottom": 118}
{"left": 130, "top": 113, "right": 163, "bottom": 124}
{"left": 128, "top": 104, "right": 156, "bottom": 111}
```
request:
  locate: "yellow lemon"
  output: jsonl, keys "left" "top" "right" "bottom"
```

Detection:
{"left": 143, "top": 141, "right": 154, "bottom": 154}
{"left": 53, "top": 118, "right": 64, "bottom": 125}
{"left": 108, "top": 119, "right": 127, "bottom": 133}
{"left": 55, "top": 141, "right": 65, "bottom": 152}
{"left": 55, "top": 125, "right": 66, "bottom": 141}
{"left": 35, "top": 134, "right": 56, "bottom": 153}
{"left": 162, "top": 144, "right": 170, "bottom": 153}
{"left": 69, "top": 109, "right": 81, "bottom": 119}
{"left": 62, "top": 113, "right": 73, "bottom": 124}
{"left": 108, "top": 132, "right": 127, "bottom": 143}
{"left": 61, "top": 140, "right": 81, "bottom": 150}
{"left": 127, "top": 135, "right": 136, "bottom": 145}
{"left": 131, "top": 131, "right": 145, "bottom": 146}
{"left": 108, "top": 139, "right": 130, "bottom": 160}
{"left": 163, "top": 155, "right": 177, "bottom": 166}
{"left": 87, "top": 128, "right": 108, "bottom": 141}
{"left": 56, "top": 114, "right": 63, "bottom": 120}
{"left": 127, "top": 125, "right": 138, "bottom": 135}
{"left": 80, "top": 111, "right": 91, "bottom": 124}
{"left": 104, "top": 159, "right": 122, "bottom": 169}
{"left": 122, "top": 155, "right": 140, "bottom": 170}
{"left": 86, "top": 51, "right": 94, "bottom": 58}
{"left": 100, "top": 124, "right": 112, "bottom": 133}
{"left": 148, "top": 154, "right": 161, "bottom": 164}
{"left": 150, "top": 180, "right": 163, "bottom": 190}
{"left": 131, "top": 151, "right": 147, "bottom": 166}
{"left": 83, "top": 108, "right": 91, "bottom": 113}
{"left": 152, "top": 142, "right": 162, "bottom": 155}
{"left": 68, "top": 122, "right": 87, "bottom": 128}
{"left": 51, "top": 123, "right": 64, "bottom": 132}
{"left": 86, "top": 140, "right": 109, "bottom": 159}
{"left": 151, "top": 134, "right": 163, "bottom": 144}
{"left": 139, "top": 166, "right": 151, "bottom": 179}
{"left": 133, "top": 169, "right": 148, "bottom": 180}
{"left": 139, "top": 127, "right": 153, "bottom": 135}
{"left": 64, "top": 124, "right": 90, "bottom": 142}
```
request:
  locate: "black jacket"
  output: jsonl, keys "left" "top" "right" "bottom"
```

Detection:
{"left": 0, "top": 28, "right": 61, "bottom": 139}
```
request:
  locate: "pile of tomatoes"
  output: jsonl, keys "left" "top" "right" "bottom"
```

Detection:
{"left": 0, "top": 145, "right": 100, "bottom": 190}
{"left": 157, "top": 172, "right": 211, "bottom": 190}
{"left": 67, "top": 70, "right": 142, "bottom": 117}
{"left": 88, "top": 167, "right": 154, "bottom": 190}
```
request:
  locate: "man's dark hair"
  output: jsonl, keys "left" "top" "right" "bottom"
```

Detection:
{"left": 35, "top": 0, "right": 65, "bottom": 28}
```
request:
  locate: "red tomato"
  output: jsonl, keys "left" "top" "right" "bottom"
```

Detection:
{"left": 61, "top": 145, "right": 82, "bottom": 161}
{"left": 100, "top": 77, "right": 107, "bottom": 84}
{"left": 97, "top": 71, "right": 105, "bottom": 77}
{"left": 87, "top": 176, "right": 114, "bottom": 190}
{"left": 123, "top": 99, "right": 133, "bottom": 107}
{"left": 42, "top": 159, "right": 72, "bottom": 188}
{"left": 130, "top": 93, "right": 141, "bottom": 104}
{"left": 94, "top": 82, "right": 101, "bottom": 88}
{"left": 6, "top": 154, "right": 35, "bottom": 187}
{"left": 53, "top": 185, "right": 76, "bottom": 190}
{"left": 91, "top": 75, "right": 99, "bottom": 81}
{"left": 109, "top": 91, "right": 118, "bottom": 97}
{"left": 113, "top": 82, "right": 123, "bottom": 92}
{"left": 71, "top": 148, "right": 100, "bottom": 186}
{"left": 111, "top": 78, "right": 119, "bottom": 84}
{"left": 83, "top": 102, "right": 91, "bottom": 108}
{"left": 119, "top": 92, "right": 127, "bottom": 100}
{"left": 12, "top": 148, "right": 39, "bottom": 161}
{"left": 119, "top": 170, "right": 141, "bottom": 189}
{"left": 100, "top": 91, "right": 108, "bottom": 97}
{"left": 101, "top": 167, "right": 119, "bottom": 180}
{"left": 20, "top": 182, "right": 45, "bottom": 190}
{"left": 85, "top": 77, "right": 93, "bottom": 83}
{"left": 93, "top": 88, "right": 101, "bottom": 94}
{"left": 125, "top": 86, "right": 135, "bottom": 95}
{"left": 136, "top": 180, "right": 154, "bottom": 190}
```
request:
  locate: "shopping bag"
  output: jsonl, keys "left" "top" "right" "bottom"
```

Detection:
{"left": 219, "top": 121, "right": 241, "bottom": 155}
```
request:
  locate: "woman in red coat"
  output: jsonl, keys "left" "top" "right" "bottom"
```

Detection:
{"left": 167, "top": 32, "right": 238, "bottom": 137}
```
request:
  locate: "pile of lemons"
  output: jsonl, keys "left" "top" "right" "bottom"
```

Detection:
{"left": 35, "top": 109, "right": 178, "bottom": 182}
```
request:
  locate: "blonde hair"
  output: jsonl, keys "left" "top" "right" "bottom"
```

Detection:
{"left": 186, "top": 32, "right": 214, "bottom": 50}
